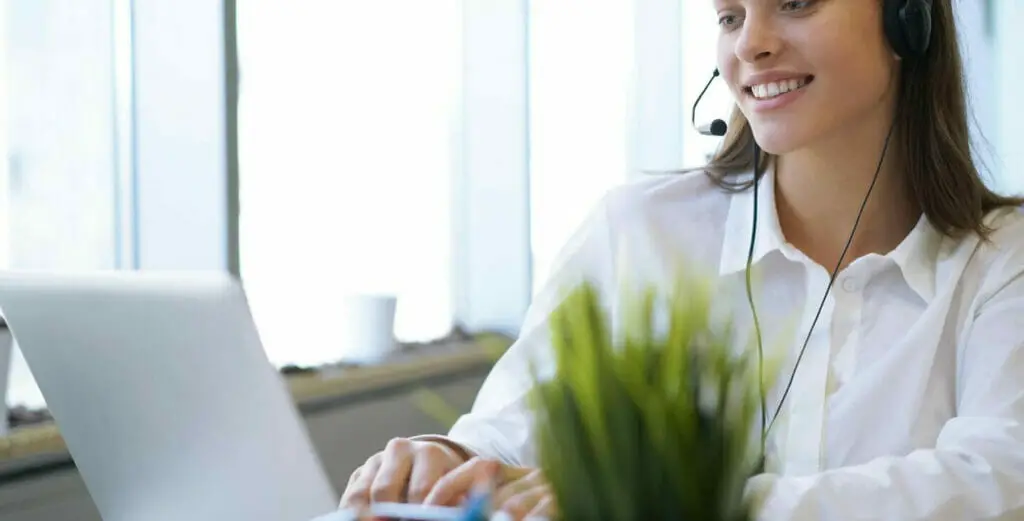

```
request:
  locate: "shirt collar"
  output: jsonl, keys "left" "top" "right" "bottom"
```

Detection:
{"left": 717, "top": 167, "right": 942, "bottom": 303}
{"left": 719, "top": 167, "right": 786, "bottom": 276}
{"left": 887, "top": 214, "right": 942, "bottom": 302}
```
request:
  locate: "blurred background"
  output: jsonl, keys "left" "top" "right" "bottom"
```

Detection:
{"left": 0, "top": 1, "right": 1021, "bottom": 519}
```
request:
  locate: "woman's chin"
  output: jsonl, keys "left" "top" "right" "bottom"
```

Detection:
{"left": 749, "top": 126, "right": 809, "bottom": 157}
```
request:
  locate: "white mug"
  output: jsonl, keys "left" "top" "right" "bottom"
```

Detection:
{"left": 338, "top": 294, "right": 398, "bottom": 364}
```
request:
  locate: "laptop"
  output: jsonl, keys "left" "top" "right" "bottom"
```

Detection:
{"left": 0, "top": 271, "right": 338, "bottom": 521}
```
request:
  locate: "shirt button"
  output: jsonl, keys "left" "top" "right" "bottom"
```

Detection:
{"left": 842, "top": 277, "right": 859, "bottom": 292}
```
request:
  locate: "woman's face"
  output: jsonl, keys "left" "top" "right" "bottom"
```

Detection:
{"left": 715, "top": 0, "right": 900, "bottom": 154}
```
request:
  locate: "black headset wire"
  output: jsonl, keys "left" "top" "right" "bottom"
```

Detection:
{"left": 748, "top": 115, "right": 900, "bottom": 446}
{"left": 694, "top": 65, "right": 903, "bottom": 451}
{"left": 747, "top": 140, "right": 767, "bottom": 453}
{"left": 692, "top": 69, "right": 721, "bottom": 130}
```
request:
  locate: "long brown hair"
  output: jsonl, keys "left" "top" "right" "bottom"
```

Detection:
{"left": 702, "top": 0, "right": 1021, "bottom": 239}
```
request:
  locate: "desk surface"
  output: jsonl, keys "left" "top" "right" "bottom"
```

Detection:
{"left": 0, "top": 333, "right": 509, "bottom": 480}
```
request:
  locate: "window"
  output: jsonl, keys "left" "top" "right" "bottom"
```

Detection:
{"left": 2, "top": 0, "right": 231, "bottom": 418}
{"left": 3, "top": 0, "right": 128, "bottom": 411}
{"left": 527, "top": 0, "right": 634, "bottom": 293}
{"left": 4, "top": 1, "right": 121, "bottom": 270}
{"left": 991, "top": 1, "right": 1024, "bottom": 194}
{"left": 528, "top": 0, "right": 731, "bottom": 290}
{"left": 236, "top": 1, "right": 459, "bottom": 367}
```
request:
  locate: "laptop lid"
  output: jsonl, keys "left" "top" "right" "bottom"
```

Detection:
{"left": 0, "top": 271, "right": 337, "bottom": 521}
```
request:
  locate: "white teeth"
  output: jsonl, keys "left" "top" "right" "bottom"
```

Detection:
{"left": 749, "top": 77, "right": 808, "bottom": 100}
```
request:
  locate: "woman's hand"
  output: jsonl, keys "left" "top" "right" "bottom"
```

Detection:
{"left": 491, "top": 466, "right": 556, "bottom": 520}
{"left": 339, "top": 437, "right": 469, "bottom": 507}
{"left": 425, "top": 460, "right": 556, "bottom": 520}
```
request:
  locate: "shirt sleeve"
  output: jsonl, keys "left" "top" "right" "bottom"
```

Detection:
{"left": 445, "top": 194, "right": 618, "bottom": 467}
{"left": 748, "top": 255, "right": 1024, "bottom": 520}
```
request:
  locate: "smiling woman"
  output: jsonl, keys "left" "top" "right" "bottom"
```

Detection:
{"left": 706, "top": 0, "right": 1019, "bottom": 250}
{"left": 715, "top": 0, "right": 901, "bottom": 160}
{"left": 337, "top": 2, "right": 1024, "bottom": 520}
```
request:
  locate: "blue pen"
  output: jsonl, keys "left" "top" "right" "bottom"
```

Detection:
{"left": 457, "top": 491, "right": 490, "bottom": 521}
{"left": 457, "top": 460, "right": 502, "bottom": 521}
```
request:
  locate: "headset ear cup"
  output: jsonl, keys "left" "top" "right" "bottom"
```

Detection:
{"left": 883, "top": 0, "right": 933, "bottom": 59}
{"left": 902, "top": 0, "right": 933, "bottom": 56}
{"left": 883, "top": 0, "right": 911, "bottom": 59}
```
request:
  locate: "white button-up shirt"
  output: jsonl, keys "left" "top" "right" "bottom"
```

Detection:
{"left": 447, "top": 169, "right": 1024, "bottom": 520}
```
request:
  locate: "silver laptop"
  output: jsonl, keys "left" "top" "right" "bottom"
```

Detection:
{"left": 0, "top": 271, "right": 338, "bottom": 521}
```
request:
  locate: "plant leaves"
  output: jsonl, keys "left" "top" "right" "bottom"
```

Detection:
{"left": 532, "top": 269, "right": 774, "bottom": 521}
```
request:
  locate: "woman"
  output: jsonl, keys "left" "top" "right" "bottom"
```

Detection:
{"left": 341, "top": 1, "right": 1024, "bottom": 519}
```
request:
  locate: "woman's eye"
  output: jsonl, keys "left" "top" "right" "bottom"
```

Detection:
{"left": 781, "top": 0, "right": 812, "bottom": 11}
{"left": 718, "top": 14, "right": 739, "bottom": 27}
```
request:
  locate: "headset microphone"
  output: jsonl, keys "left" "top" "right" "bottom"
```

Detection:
{"left": 698, "top": 120, "right": 728, "bottom": 138}
{"left": 692, "top": 69, "right": 728, "bottom": 137}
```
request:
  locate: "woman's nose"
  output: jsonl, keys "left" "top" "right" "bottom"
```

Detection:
{"left": 734, "top": 13, "right": 781, "bottom": 63}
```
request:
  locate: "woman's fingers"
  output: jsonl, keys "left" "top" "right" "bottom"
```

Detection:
{"left": 406, "top": 442, "right": 459, "bottom": 503}
{"left": 526, "top": 493, "right": 555, "bottom": 520}
{"left": 492, "top": 467, "right": 538, "bottom": 505}
{"left": 339, "top": 453, "right": 381, "bottom": 507}
{"left": 342, "top": 447, "right": 553, "bottom": 521}
{"left": 490, "top": 468, "right": 555, "bottom": 521}
{"left": 370, "top": 438, "right": 415, "bottom": 503}
{"left": 422, "top": 457, "right": 482, "bottom": 506}
{"left": 423, "top": 457, "right": 498, "bottom": 506}
{"left": 338, "top": 438, "right": 471, "bottom": 510}
{"left": 495, "top": 484, "right": 554, "bottom": 521}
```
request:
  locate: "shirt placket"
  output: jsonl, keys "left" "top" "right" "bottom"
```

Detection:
{"left": 780, "top": 266, "right": 836, "bottom": 476}
{"left": 829, "top": 268, "right": 869, "bottom": 394}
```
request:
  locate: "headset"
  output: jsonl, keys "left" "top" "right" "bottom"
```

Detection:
{"left": 691, "top": 0, "right": 932, "bottom": 449}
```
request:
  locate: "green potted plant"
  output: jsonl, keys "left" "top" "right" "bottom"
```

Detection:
{"left": 529, "top": 272, "right": 779, "bottom": 521}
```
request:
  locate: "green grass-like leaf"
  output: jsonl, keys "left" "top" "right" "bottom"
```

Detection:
{"left": 531, "top": 271, "right": 772, "bottom": 521}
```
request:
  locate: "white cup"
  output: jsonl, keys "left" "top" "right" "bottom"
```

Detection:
{"left": 338, "top": 294, "right": 398, "bottom": 364}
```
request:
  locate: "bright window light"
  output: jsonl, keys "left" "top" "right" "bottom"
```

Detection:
{"left": 236, "top": 0, "right": 459, "bottom": 367}
{"left": 527, "top": 0, "right": 634, "bottom": 293}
